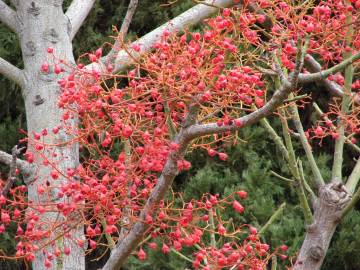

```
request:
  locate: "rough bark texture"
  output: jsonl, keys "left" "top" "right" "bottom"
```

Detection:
{"left": 16, "top": 1, "right": 84, "bottom": 270}
{"left": 294, "top": 181, "right": 351, "bottom": 270}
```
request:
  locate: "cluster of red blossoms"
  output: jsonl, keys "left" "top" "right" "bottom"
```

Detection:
{"left": 1, "top": 0, "right": 360, "bottom": 269}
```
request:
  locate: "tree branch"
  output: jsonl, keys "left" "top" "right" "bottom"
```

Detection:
{"left": 65, "top": 0, "right": 96, "bottom": 40}
{"left": 0, "top": 149, "right": 35, "bottom": 179}
{"left": 0, "top": 56, "right": 24, "bottom": 87}
{"left": 88, "top": 0, "right": 236, "bottom": 73}
{"left": 288, "top": 101, "right": 325, "bottom": 186}
{"left": 104, "top": 0, "right": 139, "bottom": 63}
{"left": 1, "top": 146, "right": 24, "bottom": 197}
{"left": 119, "top": 0, "right": 138, "bottom": 37}
{"left": 303, "top": 54, "right": 344, "bottom": 97}
{"left": 345, "top": 158, "right": 360, "bottom": 194}
{"left": 258, "top": 202, "right": 286, "bottom": 235}
{"left": 298, "top": 51, "right": 360, "bottom": 85}
{"left": 0, "top": 0, "right": 18, "bottom": 33}
{"left": 331, "top": 14, "right": 354, "bottom": 182}
{"left": 260, "top": 117, "right": 289, "bottom": 162}
{"left": 341, "top": 168, "right": 360, "bottom": 220}
{"left": 312, "top": 102, "right": 360, "bottom": 153}
{"left": 186, "top": 78, "right": 293, "bottom": 139}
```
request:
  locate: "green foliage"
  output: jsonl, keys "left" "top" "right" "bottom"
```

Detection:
{"left": 323, "top": 211, "right": 360, "bottom": 270}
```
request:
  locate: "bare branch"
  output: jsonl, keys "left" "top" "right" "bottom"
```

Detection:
{"left": 303, "top": 54, "right": 344, "bottom": 97}
{"left": 1, "top": 146, "right": 24, "bottom": 197}
{"left": 0, "top": 56, "right": 24, "bottom": 87}
{"left": 89, "top": 0, "right": 236, "bottom": 73}
{"left": 345, "top": 158, "right": 360, "bottom": 194}
{"left": 186, "top": 79, "right": 293, "bottom": 139}
{"left": 298, "top": 51, "right": 360, "bottom": 85}
{"left": 105, "top": 0, "right": 139, "bottom": 63}
{"left": 0, "top": 0, "right": 18, "bottom": 33}
{"left": 66, "top": 0, "right": 96, "bottom": 40}
{"left": 0, "top": 149, "right": 35, "bottom": 179}
{"left": 119, "top": 0, "right": 139, "bottom": 37}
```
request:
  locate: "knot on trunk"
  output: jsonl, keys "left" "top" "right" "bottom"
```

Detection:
{"left": 308, "top": 245, "right": 324, "bottom": 261}
{"left": 319, "top": 182, "right": 351, "bottom": 210}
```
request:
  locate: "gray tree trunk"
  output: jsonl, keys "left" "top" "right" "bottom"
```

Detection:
{"left": 294, "top": 181, "right": 351, "bottom": 270}
{"left": 16, "top": 1, "right": 85, "bottom": 270}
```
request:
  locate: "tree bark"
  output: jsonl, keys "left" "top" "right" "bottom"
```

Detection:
{"left": 294, "top": 181, "right": 351, "bottom": 270}
{"left": 16, "top": 1, "right": 85, "bottom": 270}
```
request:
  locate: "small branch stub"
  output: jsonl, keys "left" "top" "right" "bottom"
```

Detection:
{"left": 2, "top": 145, "right": 24, "bottom": 197}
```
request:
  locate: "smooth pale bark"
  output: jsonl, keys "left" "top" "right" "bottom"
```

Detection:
{"left": 16, "top": 1, "right": 84, "bottom": 270}
{"left": 0, "top": 57, "right": 24, "bottom": 87}
{"left": 65, "top": 0, "right": 96, "bottom": 40}
{"left": 0, "top": 0, "right": 18, "bottom": 32}
{"left": 92, "top": 0, "right": 236, "bottom": 73}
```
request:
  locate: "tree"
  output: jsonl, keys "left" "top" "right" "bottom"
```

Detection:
{"left": 0, "top": 1, "right": 359, "bottom": 270}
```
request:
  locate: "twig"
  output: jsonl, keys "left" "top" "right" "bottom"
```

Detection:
{"left": 259, "top": 203, "right": 286, "bottom": 235}
{"left": 313, "top": 102, "right": 360, "bottom": 153}
{"left": 208, "top": 208, "right": 217, "bottom": 248}
{"left": 270, "top": 170, "right": 294, "bottom": 182}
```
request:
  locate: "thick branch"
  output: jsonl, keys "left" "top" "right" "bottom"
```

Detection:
{"left": 65, "top": 0, "right": 96, "bottom": 40}
{"left": 0, "top": 149, "right": 35, "bottom": 178}
{"left": 89, "top": 0, "right": 236, "bottom": 73}
{"left": 186, "top": 79, "right": 293, "bottom": 139}
{"left": 0, "top": 0, "right": 18, "bottom": 33}
{"left": 303, "top": 55, "right": 344, "bottom": 97}
{"left": 298, "top": 52, "right": 360, "bottom": 84}
{"left": 294, "top": 182, "right": 351, "bottom": 270}
{"left": 0, "top": 56, "right": 24, "bottom": 87}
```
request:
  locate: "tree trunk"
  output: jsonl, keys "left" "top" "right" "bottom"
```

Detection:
{"left": 16, "top": 1, "right": 85, "bottom": 269}
{"left": 294, "top": 181, "right": 351, "bottom": 270}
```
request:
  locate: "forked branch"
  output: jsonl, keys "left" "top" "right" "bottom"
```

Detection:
{"left": 0, "top": 149, "right": 35, "bottom": 179}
